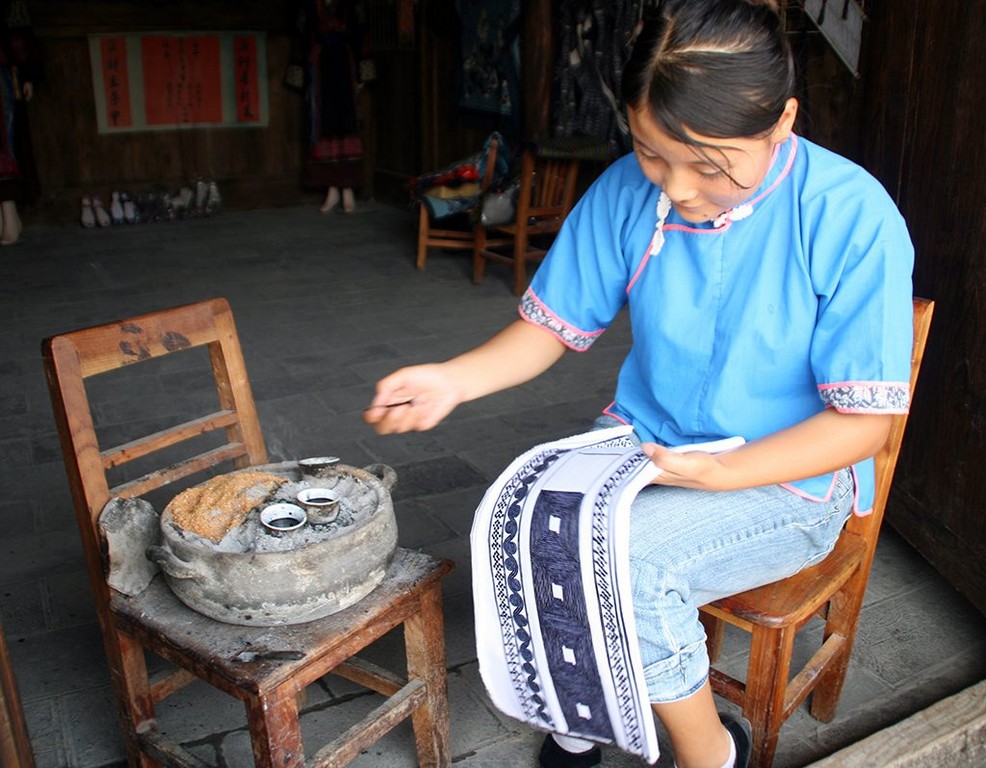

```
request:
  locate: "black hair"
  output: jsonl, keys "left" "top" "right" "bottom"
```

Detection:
{"left": 621, "top": 0, "right": 795, "bottom": 143}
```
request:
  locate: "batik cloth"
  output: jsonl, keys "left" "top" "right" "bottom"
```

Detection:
{"left": 471, "top": 425, "right": 661, "bottom": 763}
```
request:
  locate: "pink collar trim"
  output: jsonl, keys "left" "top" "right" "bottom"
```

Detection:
{"left": 627, "top": 135, "right": 799, "bottom": 293}
{"left": 712, "top": 134, "right": 798, "bottom": 229}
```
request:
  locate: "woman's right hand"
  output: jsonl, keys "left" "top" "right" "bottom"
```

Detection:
{"left": 364, "top": 319, "right": 568, "bottom": 434}
{"left": 363, "top": 362, "right": 463, "bottom": 433}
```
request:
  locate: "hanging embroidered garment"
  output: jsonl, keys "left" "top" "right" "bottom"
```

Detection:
{"left": 471, "top": 425, "right": 661, "bottom": 763}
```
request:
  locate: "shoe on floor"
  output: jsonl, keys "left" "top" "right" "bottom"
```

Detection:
{"left": 80, "top": 196, "right": 95, "bottom": 228}
{"left": 92, "top": 195, "right": 111, "bottom": 227}
{"left": 720, "top": 712, "right": 753, "bottom": 768}
{"left": 538, "top": 734, "right": 601, "bottom": 768}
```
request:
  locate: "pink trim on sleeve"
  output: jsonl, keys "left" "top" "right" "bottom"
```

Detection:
{"left": 518, "top": 288, "right": 605, "bottom": 352}
{"left": 818, "top": 380, "right": 910, "bottom": 413}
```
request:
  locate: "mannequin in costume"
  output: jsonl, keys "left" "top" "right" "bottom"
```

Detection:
{"left": 292, "top": 0, "right": 370, "bottom": 214}
{"left": 0, "top": 0, "right": 40, "bottom": 245}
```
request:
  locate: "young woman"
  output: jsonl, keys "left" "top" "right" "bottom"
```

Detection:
{"left": 366, "top": 2, "right": 913, "bottom": 766}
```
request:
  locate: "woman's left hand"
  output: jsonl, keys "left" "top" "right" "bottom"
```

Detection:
{"left": 641, "top": 442, "right": 726, "bottom": 489}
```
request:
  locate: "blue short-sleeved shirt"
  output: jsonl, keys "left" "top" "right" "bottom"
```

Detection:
{"left": 520, "top": 134, "right": 914, "bottom": 513}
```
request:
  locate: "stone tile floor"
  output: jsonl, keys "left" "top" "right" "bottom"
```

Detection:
{"left": 1, "top": 200, "right": 984, "bottom": 767}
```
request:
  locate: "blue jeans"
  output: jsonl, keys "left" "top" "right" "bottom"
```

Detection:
{"left": 594, "top": 418, "right": 854, "bottom": 703}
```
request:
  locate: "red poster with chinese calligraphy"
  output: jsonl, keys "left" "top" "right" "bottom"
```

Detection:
{"left": 90, "top": 32, "right": 267, "bottom": 132}
{"left": 99, "top": 37, "right": 133, "bottom": 128}
{"left": 233, "top": 35, "right": 260, "bottom": 123}
{"left": 141, "top": 34, "right": 223, "bottom": 125}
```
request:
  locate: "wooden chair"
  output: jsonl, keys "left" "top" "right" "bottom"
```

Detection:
{"left": 472, "top": 142, "right": 581, "bottom": 296}
{"left": 416, "top": 135, "right": 501, "bottom": 270}
{"left": 1, "top": 615, "right": 35, "bottom": 768}
{"left": 42, "top": 298, "right": 455, "bottom": 768}
{"left": 699, "top": 297, "right": 934, "bottom": 768}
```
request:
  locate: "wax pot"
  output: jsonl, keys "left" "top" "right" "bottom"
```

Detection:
{"left": 146, "top": 462, "right": 398, "bottom": 626}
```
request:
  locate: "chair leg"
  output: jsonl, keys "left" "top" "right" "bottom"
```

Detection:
{"left": 403, "top": 582, "right": 451, "bottom": 768}
{"left": 473, "top": 228, "right": 487, "bottom": 284}
{"left": 743, "top": 625, "right": 796, "bottom": 768}
{"left": 810, "top": 579, "right": 867, "bottom": 722}
{"left": 699, "top": 612, "right": 725, "bottom": 662}
{"left": 246, "top": 687, "right": 304, "bottom": 768}
{"left": 417, "top": 205, "right": 429, "bottom": 270}
{"left": 512, "top": 232, "right": 527, "bottom": 296}
{"left": 107, "top": 631, "right": 160, "bottom": 768}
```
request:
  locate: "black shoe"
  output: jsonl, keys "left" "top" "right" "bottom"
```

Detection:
{"left": 538, "top": 733, "right": 602, "bottom": 768}
{"left": 720, "top": 712, "right": 753, "bottom": 768}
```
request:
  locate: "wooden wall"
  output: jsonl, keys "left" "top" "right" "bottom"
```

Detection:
{"left": 25, "top": 0, "right": 518, "bottom": 217}
{"left": 404, "top": 1, "right": 521, "bottom": 190}
{"left": 27, "top": 1, "right": 316, "bottom": 217}
{"left": 856, "top": 0, "right": 986, "bottom": 616}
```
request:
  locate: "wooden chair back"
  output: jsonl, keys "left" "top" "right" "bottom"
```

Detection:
{"left": 843, "top": 297, "right": 934, "bottom": 558}
{"left": 43, "top": 298, "right": 267, "bottom": 567}
{"left": 515, "top": 148, "right": 581, "bottom": 229}
{"left": 699, "top": 297, "right": 934, "bottom": 768}
{"left": 416, "top": 135, "right": 501, "bottom": 270}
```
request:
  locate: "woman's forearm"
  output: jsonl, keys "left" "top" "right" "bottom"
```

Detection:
{"left": 719, "top": 409, "right": 892, "bottom": 487}
{"left": 646, "top": 409, "right": 893, "bottom": 491}
{"left": 443, "top": 318, "right": 567, "bottom": 402}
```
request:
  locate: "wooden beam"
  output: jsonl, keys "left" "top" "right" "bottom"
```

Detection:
{"left": 523, "top": 0, "right": 553, "bottom": 140}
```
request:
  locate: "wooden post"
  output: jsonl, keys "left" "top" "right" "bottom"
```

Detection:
{"left": 418, "top": 1, "right": 442, "bottom": 172}
{"left": 523, "top": 0, "right": 553, "bottom": 141}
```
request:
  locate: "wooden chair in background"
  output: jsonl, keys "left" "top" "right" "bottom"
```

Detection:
{"left": 472, "top": 136, "right": 611, "bottom": 296}
{"left": 472, "top": 141, "right": 581, "bottom": 296}
{"left": 42, "top": 298, "right": 454, "bottom": 768}
{"left": 699, "top": 297, "right": 934, "bottom": 768}
{"left": 415, "top": 134, "right": 502, "bottom": 271}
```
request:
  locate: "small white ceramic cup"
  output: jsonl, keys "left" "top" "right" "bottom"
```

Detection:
{"left": 260, "top": 503, "right": 308, "bottom": 533}
{"left": 298, "top": 456, "right": 341, "bottom": 482}
{"left": 296, "top": 487, "right": 341, "bottom": 524}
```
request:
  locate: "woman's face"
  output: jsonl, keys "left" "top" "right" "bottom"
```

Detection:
{"left": 627, "top": 99, "right": 797, "bottom": 224}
